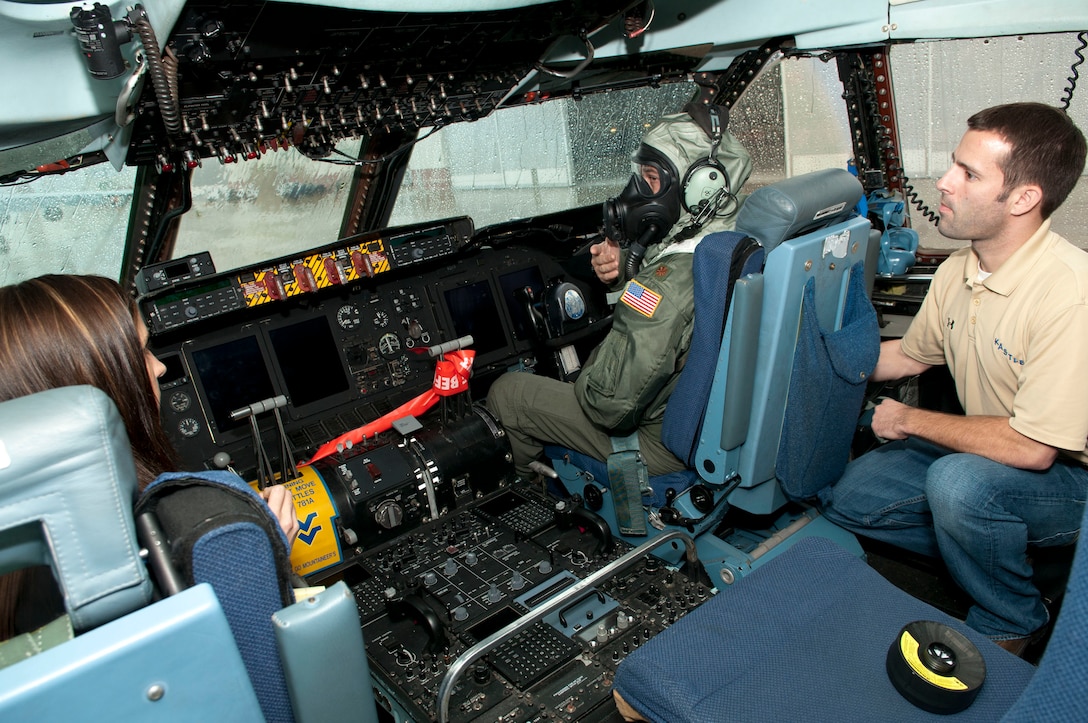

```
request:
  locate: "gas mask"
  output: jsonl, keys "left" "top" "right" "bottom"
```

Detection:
{"left": 602, "top": 145, "right": 682, "bottom": 279}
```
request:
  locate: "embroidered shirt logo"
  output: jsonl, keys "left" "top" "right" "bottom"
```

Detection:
{"left": 621, "top": 280, "right": 662, "bottom": 318}
{"left": 946, "top": 317, "right": 955, "bottom": 330}
{"left": 994, "top": 338, "right": 1025, "bottom": 366}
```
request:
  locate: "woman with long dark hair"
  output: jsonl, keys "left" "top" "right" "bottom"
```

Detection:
{"left": 0, "top": 274, "right": 297, "bottom": 640}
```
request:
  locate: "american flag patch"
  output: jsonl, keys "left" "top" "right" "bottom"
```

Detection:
{"left": 620, "top": 280, "right": 662, "bottom": 318}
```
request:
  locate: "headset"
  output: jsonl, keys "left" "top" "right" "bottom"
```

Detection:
{"left": 679, "top": 104, "right": 735, "bottom": 226}
{"left": 604, "top": 103, "right": 738, "bottom": 279}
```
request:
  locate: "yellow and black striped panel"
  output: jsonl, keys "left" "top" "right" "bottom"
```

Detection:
{"left": 237, "top": 238, "right": 389, "bottom": 307}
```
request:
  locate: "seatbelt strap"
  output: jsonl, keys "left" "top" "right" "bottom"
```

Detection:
{"left": 608, "top": 431, "right": 650, "bottom": 536}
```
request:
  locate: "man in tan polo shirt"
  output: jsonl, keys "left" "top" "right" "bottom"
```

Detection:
{"left": 820, "top": 102, "right": 1088, "bottom": 657}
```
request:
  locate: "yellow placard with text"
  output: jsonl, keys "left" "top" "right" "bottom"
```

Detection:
{"left": 250, "top": 466, "right": 344, "bottom": 578}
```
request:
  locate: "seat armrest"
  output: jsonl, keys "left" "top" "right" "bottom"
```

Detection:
{"left": 273, "top": 581, "right": 380, "bottom": 723}
{"left": 0, "top": 584, "right": 262, "bottom": 721}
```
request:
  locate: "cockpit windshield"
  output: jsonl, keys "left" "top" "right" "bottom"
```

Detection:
{"left": 2, "top": 27, "right": 1085, "bottom": 287}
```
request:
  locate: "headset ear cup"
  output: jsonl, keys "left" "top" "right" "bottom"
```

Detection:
{"left": 682, "top": 159, "right": 730, "bottom": 214}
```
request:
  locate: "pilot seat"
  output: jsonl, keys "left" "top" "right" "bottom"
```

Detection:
{"left": 545, "top": 167, "right": 880, "bottom": 585}
{"left": 0, "top": 385, "right": 377, "bottom": 723}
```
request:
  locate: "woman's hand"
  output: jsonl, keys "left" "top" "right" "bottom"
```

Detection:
{"left": 613, "top": 691, "right": 646, "bottom": 722}
{"left": 260, "top": 485, "right": 299, "bottom": 552}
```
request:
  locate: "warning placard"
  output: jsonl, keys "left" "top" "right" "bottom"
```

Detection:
{"left": 251, "top": 466, "right": 343, "bottom": 577}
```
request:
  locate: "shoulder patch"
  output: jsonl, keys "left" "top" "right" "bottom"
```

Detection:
{"left": 621, "top": 280, "right": 662, "bottom": 318}
{"left": 654, "top": 265, "right": 670, "bottom": 278}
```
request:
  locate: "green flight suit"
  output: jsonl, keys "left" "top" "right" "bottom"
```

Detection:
{"left": 487, "top": 109, "right": 752, "bottom": 479}
{"left": 487, "top": 239, "right": 698, "bottom": 479}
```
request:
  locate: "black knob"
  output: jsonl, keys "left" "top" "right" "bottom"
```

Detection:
{"left": 472, "top": 663, "right": 492, "bottom": 684}
{"left": 689, "top": 484, "right": 714, "bottom": 513}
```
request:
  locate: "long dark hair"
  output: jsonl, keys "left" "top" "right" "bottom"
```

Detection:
{"left": 0, "top": 274, "right": 176, "bottom": 639}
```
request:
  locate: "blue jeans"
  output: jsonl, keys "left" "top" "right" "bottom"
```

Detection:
{"left": 819, "top": 438, "right": 1088, "bottom": 639}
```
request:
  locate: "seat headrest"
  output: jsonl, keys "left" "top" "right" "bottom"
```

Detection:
{"left": 0, "top": 386, "right": 152, "bottom": 631}
{"left": 736, "top": 168, "right": 864, "bottom": 252}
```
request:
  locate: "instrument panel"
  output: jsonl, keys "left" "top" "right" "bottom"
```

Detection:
{"left": 144, "top": 217, "right": 603, "bottom": 480}
{"left": 340, "top": 486, "right": 711, "bottom": 722}
{"left": 140, "top": 214, "right": 659, "bottom": 722}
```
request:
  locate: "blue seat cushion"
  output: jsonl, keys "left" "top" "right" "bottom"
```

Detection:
{"left": 613, "top": 536, "right": 1035, "bottom": 722}
{"left": 662, "top": 231, "right": 762, "bottom": 465}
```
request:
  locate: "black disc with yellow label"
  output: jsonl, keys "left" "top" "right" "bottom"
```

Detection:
{"left": 886, "top": 620, "right": 987, "bottom": 714}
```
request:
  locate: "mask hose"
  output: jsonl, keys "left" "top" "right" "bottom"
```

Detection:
{"left": 623, "top": 222, "right": 662, "bottom": 280}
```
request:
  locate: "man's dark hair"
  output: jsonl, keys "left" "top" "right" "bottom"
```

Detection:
{"left": 967, "top": 102, "right": 1087, "bottom": 219}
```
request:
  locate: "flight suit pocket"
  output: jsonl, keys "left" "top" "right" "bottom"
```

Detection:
{"left": 581, "top": 328, "right": 628, "bottom": 398}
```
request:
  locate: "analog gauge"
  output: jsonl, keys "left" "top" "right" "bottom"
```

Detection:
{"left": 373, "top": 309, "right": 390, "bottom": 327}
{"left": 336, "top": 303, "right": 362, "bottom": 330}
{"left": 378, "top": 332, "right": 401, "bottom": 357}
{"left": 169, "top": 391, "right": 191, "bottom": 412}
{"left": 178, "top": 418, "right": 201, "bottom": 438}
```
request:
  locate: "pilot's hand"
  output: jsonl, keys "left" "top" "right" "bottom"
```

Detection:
{"left": 870, "top": 397, "right": 911, "bottom": 442}
{"left": 590, "top": 237, "right": 621, "bottom": 284}
{"left": 613, "top": 691, "right": 646, "bottom": 722}
{"left": 261, "top": 485, "right": 300, "bottom": 552}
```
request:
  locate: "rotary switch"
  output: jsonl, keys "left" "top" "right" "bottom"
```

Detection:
{"left": 374, "top": 500, "right": 405, "bottom": 529}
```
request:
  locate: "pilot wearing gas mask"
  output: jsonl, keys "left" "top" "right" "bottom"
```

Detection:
{"left": 488, "top": 103, "right": 752, "bottom": 480}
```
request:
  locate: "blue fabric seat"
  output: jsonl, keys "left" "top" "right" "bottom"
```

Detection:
{"left": 548, "top": 228, "right": 762, "bottom": 508}
{"left": 615, "top": 496, "right": 1088, "bottom": 722}
{"left": 548, "top": 169, "right": 878, "bottom": 581}
{"left": 137, "top": 470, "right": 298, "bottom": 722}
{"left": 137, "top": 470, "right": 380, "bottom": 723}
{"left": 0, "top": 387, "right": 262, "bottom": 721}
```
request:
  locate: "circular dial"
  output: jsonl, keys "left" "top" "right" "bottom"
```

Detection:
{"left": 178, "top": 418, "right": 201, "bottom": 438}
{"left": 378, "top": 332, "right": 401, "bottom": 357}
{"left": 373, "top": 309, "right": 390, "bottom": 328}
{"left": 169, "top": 391, "right": 191, "bottom": 412}
{"left": 336, "top": 303, "right": 361, "bottom": 329}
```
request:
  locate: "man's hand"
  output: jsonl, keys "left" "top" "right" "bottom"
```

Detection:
{"left": 870, "top": 398, "right": 1059, "bottom": 470}
{"left": 260, "top": 485, "right": 300, "bottom": 552}
{"left": 870, "top": 397, "right": 911, "bottom": 441}
{"left": 590, "top": 238, "right": 621, "bottom": 284}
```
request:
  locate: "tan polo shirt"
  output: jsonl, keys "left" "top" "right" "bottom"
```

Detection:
{"left": 901, "top": 220, "right": 1088, "bottom": 465}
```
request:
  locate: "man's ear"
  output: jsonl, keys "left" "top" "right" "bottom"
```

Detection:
{"left": 1008, "top": 183, "right": 1043, "bottom": 217}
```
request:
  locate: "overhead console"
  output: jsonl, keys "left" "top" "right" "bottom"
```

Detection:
{"left": 126, "top": 1, "right": 640, "bottom": 169}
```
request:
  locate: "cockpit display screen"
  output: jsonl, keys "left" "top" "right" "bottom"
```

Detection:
{"left": 443, "top": 279, "right": 508, "bottom": 357}
{"left": 191, "top": 335, "right": 276, "bottom": 434}
{"left": 267, "top": 316, "right": 351, "bottom": 410}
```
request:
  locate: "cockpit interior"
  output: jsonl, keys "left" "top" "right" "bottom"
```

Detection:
{"left": 1, "top": 1, "right": 1087, "bottom": 721}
